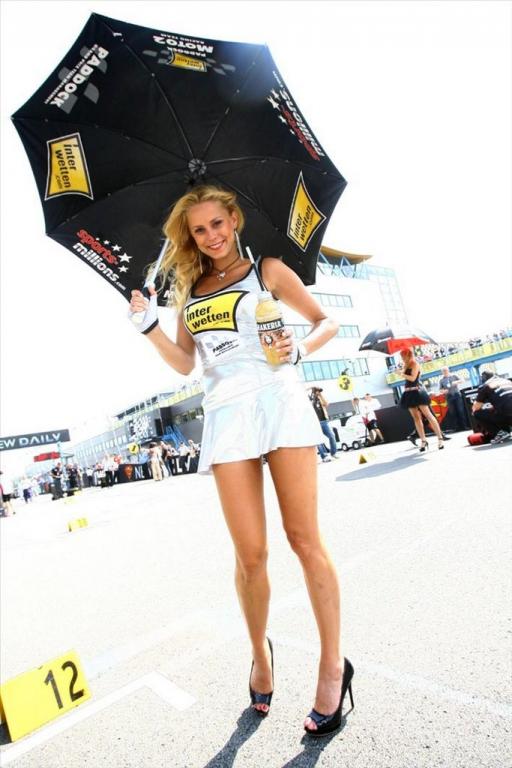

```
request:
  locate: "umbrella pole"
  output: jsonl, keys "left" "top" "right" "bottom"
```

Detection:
{"left": 245, "top": 246, "right": 266, "bottom": 291}
{"left": 131, "top": 239, "right": 169, "bottom": 324}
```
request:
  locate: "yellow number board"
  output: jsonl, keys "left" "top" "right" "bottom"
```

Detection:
{"left": 0, "top": 650, "right": 91, "bottom": 741}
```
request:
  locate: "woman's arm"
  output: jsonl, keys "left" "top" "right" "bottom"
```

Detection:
{"left": 130, "top": 289, "right": 196, "bottom": 375}
{"left": 260, "top": 258, "right": 339, "bottom": 360}
{"left": 400, "top": 362, "right": 420, "bottom": 381}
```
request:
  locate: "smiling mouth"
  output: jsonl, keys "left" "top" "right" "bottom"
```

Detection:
{"left": 208, "top": 241, "right": 224, "bottom": 251}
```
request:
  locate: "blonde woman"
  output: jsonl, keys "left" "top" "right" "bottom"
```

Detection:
{"left": 398, "top": 348, "right": 444, "bottom": 451}
{"left": 129, "top": 185, "right": 354, "bottom": 736}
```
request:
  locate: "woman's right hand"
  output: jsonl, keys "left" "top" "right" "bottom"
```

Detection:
{"left": 129, "top": 286, "right": 159, "bottom": 335}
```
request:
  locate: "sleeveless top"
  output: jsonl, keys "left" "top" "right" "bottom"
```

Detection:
{"left": 404, "top": 367, "right": 421, "bottom": 388}
{"left": 183, "top": 265, "right": 298, "bottom": 412}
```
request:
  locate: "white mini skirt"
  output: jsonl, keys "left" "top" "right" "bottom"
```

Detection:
{"left": 197, "top": 378, "right": 323, "bottom": 474}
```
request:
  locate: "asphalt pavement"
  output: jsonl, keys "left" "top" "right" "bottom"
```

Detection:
{"left": 1, "top": 433, "right": 510, "bottom": 768}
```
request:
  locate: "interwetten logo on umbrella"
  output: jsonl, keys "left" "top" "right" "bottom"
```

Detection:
{"left": 45, "top": 133, "right": 93, "bottom": 199}
{"left": 287, "top": 173, "right": 326, "bottom": 251}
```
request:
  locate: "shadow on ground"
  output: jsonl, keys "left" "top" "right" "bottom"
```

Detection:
{"left": 202, "top": 709, "right": 350, "bottom": 768}
{"left": 336, "top": 453, "right": 429, "bottom": 481}
{"left": 280, "top": 717, "right": 350, "bottom": 767}
{"left": 201, "top": 708, "right": 265, "bottom": 767}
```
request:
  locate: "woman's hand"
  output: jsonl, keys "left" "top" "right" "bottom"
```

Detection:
{"left": 275, "top": 328, "right": 300, "bottom": 364}
{"left": 129, "top": 285, "right": 159, "bottom": 335}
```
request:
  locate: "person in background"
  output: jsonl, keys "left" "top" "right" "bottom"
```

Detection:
{"left": 187, "top": 439, "right": 200, "bottom": 472}
{"left": 0, "top": 471, "right": 15, "bottom": 516}
{"left": 95, "top": 461, "right": 106, "bottom": 488}
{"left": 472, "top": 370, "right": 512, "bottom": 444}
{"left": 86, "top": 466, "right": 94, "bottom": 487}
{"left": 178, "top": 441, "right": 190, "bottom": 473}
{"left": 148, "top": 442, "right": 164, "bottom": 481}
{"left": 360, "top": 393, "right": 384, "bottom": 444}
{"left": 398, "top": 348, "right": 444, "bottom": 452}
{"left": 67, "top": 464, "right": 79, "bottom": 492}
{"left": 104, "top": 455, "right": 115, "bottom": 487}
{"left": 161, "top": 441, "right": 176, "bottom": 476}
{"left": 309, "top": 387, "right": 339, "bottom": 459}
{"left": 50, "top": 462, "right": 64, "bottom": 499}
{"left": 439, "top": 366, "right": 468, "bottom": 431}
{"left": 21, "top": 476, "right": 32, "bottom": 503}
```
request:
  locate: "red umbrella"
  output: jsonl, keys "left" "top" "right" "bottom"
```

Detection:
{"left": 359, "top": 326, "right": 436, "bottom": 355}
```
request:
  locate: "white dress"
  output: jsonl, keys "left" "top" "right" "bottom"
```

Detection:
{"left": 183, "top": 265, "right": 323, "bottom": 474}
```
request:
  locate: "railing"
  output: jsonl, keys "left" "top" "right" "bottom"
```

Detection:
{"left": 385, "top": 337, "right": 512, "bottom": 385}
{"left": 158, "top": 381, "right": 203, "bottom": 406}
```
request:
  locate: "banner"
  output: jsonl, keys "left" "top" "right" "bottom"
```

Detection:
{"left": 0, "top": 430, "right": 71, "bottom": 452}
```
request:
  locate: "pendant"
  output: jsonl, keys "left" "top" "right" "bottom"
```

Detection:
{"left": 217, "top": 272, "right": 225, "bottom": 280}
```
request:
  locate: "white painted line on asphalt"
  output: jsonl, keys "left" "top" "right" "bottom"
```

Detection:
{"left": 144, "top": 672, "right": 195, "bottom": 710}
{"left": 271, "top": 634, "right": 512, "bottom": 720}
{"left": 0, "top": 673, "right": 195, "bottom": 765}
{"left": 362, "top": 661, "right": 512, "bottom": 719}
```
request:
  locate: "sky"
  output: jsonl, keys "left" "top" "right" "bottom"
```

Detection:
{"left": 1, "top": 0, "right": 511, "bottom": 474}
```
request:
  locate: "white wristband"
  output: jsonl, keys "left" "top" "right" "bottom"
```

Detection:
{"left": 298, "top": 341, "right": 309, "bottom": 359}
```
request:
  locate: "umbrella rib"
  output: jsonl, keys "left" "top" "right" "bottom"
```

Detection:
{"left": 200, "top": 47, "right": 268, "bottom": 158}
{"left": 99, "top": 17, "right": 194, "bottom": 159}
{"left": 207, "top": 155, "right": 343, "bottom": 180}
{"left": 15, "top": 116, "right": 189, "bottom": 165}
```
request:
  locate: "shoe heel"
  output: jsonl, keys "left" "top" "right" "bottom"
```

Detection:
{"left": 348, "top": 682, "right": 354, "bottom": 710}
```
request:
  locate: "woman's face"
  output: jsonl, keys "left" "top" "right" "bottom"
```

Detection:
{"left": 186, "top": 200, "right": 238, "bottom": 262}
{"left": 400, "top": 349, "right": 411, "bottom": 363}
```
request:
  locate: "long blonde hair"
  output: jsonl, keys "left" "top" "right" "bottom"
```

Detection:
{"left": 158, "top": 185, "right": 245, "bottom": 312}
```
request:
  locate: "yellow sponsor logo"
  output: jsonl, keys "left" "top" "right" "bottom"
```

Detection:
{"left": 184, "top": 291, "right": 246, "bottom": 335}
{"left": 169, "top": 51, "right": 207, "bottom": 72}
{"left": 45, "top": 133, "right": 93, "bottom": 199}
{"left": 287, "top": 173, "right": 326, "bottom": 251}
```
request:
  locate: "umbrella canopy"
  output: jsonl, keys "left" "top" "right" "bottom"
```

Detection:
{"left": 12, "top": 13, "right": 346, "bottom": 303}
{"left": 358, "top": 326, "right": 436, "bottom": 355}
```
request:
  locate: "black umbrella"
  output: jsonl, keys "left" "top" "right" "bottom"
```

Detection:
{"left": 11, "top": 13, "right": 346, "bottom": 303}
{"left": 359, "top": 326, "right": 436, "bottom": 355}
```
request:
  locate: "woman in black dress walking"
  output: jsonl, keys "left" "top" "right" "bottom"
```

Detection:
{"left": 398, "top": 348, "right": 444, "bottom": 451}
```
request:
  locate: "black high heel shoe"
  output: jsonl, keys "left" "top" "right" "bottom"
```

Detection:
{"left": 419, "top": 439, "right": 429, "bottom": 453}
{"left": 304, "top": 657, "right": 355, "bottom": 737}
{"left": 249, "top": 637, "right": 274, "bottom": 716}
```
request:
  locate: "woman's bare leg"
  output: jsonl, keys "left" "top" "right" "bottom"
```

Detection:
{"left": 266, "top": 446, "right": 342, "bottom": 730}
{"left": 409, "top": 407, "right": 426, "bottom": 441}
{"left": 418, "top": 405, "right": 443, "bottom": 439}
{"left": 213, "top": 458, "right": 273, "bottom": 712}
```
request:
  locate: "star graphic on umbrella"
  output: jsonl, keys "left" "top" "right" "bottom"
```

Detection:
{"left": 103, "top": 240, "right": 110, "bottom": 245}
{"left": 270, "top": 89, "right": 280, "bottom": 100}
{"left": 112, "top": 244, "right": 121, "bottom": 252}
{"left": 278, "top": 114, "right": 287, "bottom": 124}
{"left": 119, "top": 253, "right": 132, "bottom": 263}
{"left": 119, "top": 265, "right": 129, "bottom": 273}
{"left": 267, "top": 95, "right": 280, "bottom": 110}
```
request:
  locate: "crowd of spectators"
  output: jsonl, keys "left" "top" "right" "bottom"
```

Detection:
{"left": 1, "top": 437, "right": 202, "bottom": 512}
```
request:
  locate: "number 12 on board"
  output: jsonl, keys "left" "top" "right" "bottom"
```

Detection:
{"left": 0, "top": 650, "right": 91, "bottom": 741}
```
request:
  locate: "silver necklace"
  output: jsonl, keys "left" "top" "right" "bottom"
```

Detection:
{"left": 211, "top": 255, "right": 241, "bottom": 281}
